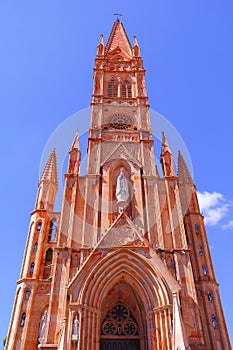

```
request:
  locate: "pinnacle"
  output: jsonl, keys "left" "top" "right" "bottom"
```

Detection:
{"left": 161, "top": 132, "right": 172, "bottom": 155}
{"left": 133, "top": 35, "right": 141, "bottom": 57}
{"left": 133, "top": 35, "right": 139, "bottom": 46}
{"left": 178, "top": 151, "right": 193, "bottom": 184}
{"left": 40, "top": 148, "right": 58, "bottom": 188}
{"left": 70, "top": 129, "right": 80, "bottom": 151}
{"left": 99, "top": 34, "right": 104, "bottom": 46}
{"left": 105, "top": 20, "right": 132, "bottom": 56}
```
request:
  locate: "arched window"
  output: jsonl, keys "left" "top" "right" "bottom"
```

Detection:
{"left": 48, "top": 219, "right": 57, "bottom": 242}
{"left": 43, "top": 249, "right": 53, "bottom": 279}
{"left": 202, "top": 264, "right": 207, "bottom": 276}
{"left": 20, "top": 312, "right": 26, "bottom": 327}
{"left": 194, "top": 224, "right": 199, "bottom": 234}
{"left": 37, "top": 221, "right": 42, "bottom": 232}
{"left": 198, "top": 245, "right": 203, "bottom": 255}
{"left": 122, "top": 79, "right": 132, "bottom": 98}
{"left": 212, "top": 314, "right": 217, "bottom": 329}
{"left": 208, "top": 291, "right": 213, "bottom": 302}
{"left": 34, "top": 242, "right": 38, "bottom": 252}
{"left": 29, "top": 262, "right": 35, "bottom": 275}
{"left": 25, "top": 288, "right": 31, "bottom": 300}
{"left": 107, "top": 79, "right": 118, "bottom": 98}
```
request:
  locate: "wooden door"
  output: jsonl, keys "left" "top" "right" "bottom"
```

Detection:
{"left": 100, "top": 338, "right": 140, "bottom": 350}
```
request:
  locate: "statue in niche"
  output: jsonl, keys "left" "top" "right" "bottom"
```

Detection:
{"left": 72, "top": 314, "right": 79, "bottom": 340}
{"left": 38, "top": 310, "right": 48, "bottom": 343}
{"left": 116, "top": 168, "right": 129, "bottom": 203}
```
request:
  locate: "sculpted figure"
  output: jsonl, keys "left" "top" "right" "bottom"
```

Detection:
{"left": 38, "top": 310, "right": 48, "bottom": 343}
{"left": 116, "top": 168, "right": 129, "bottom": 203}
{"left": 72, "top": 315, "right": 79, "bottom": 340}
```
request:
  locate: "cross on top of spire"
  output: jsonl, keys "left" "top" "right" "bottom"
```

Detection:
{"left": 113, "top": 12, "right": 123, "bottom": 21}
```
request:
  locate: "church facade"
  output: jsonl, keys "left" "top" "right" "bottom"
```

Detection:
{"left": 5, "top": 20, "right": 231, "bottom": 350}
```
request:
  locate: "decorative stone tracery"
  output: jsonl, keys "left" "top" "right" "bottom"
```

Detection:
{"left": 101, "top": 302, "right": 139, "bottom": 337}
{"left": 108, "top": 113, "right": 135, "bottom": 130}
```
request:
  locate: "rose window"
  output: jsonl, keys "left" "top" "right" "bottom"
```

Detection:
{"left": 111, "top": 303, "right": 129, "bottom": 322}
{"left": 123, "top": 321, "right": 138, "bottom": 335}
{"left": 101, "top": 302, "right": 139, "bottom": 336}
{"left": 102, "top": 321, "right": 117, "bottom": 335}
{"left": 108, "top": 114, "right": 135, "bottom": 130}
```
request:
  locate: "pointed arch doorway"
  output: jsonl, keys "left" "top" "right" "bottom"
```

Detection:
{"left": 99, "top": 281, "right": 145, "bottom": 350}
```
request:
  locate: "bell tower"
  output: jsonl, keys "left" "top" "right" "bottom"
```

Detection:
{"left": 5, "top": 20, "right": 231, "bottom": 350}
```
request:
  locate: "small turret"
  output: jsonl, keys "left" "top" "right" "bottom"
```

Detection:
{"left": 35, "top": 149, "right": 58, "bottom": 211}
{"left": 160, "top": 132, "right": 175, "bottom": 177}
{"left": 67, "top": 130, "right": 81, "bottom": 175}
{"left": 96, "top": 34, "right": 104, "bottom": 57}
{"left": 133, "top": 36, "right": 141, "bottom": 57}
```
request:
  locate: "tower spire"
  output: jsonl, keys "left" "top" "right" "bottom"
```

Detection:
{"left": 105, "top": 19, "right": 132, "bottom": 56}
{"left": 40, "top": 148, "right": 58, "bottom": 186}
{"left": 178, "top": 151, "right": 193, "bottom": 184}
{"left": 35, "top": 149, "right": 58, "bottom": 211}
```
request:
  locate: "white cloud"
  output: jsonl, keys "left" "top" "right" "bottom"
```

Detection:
{"left": 203, "top": 206, "right": 229, "bottom": 226}
{"left": 197, "top": 191, "right": 229, "bottom": 227}
{"left": 222, "top": 220, "right": 233, "bottom": 230}
{"left": 197, "top": 191, "right": 223, "bottom": 211}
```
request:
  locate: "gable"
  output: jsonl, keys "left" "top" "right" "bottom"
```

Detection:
{"left": 98, "top": 213, "right": 144, "bottom": 248}
{"left": 101, "top": 143, "right": 142, "bottom": 168}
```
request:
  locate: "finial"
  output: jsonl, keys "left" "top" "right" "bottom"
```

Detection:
{"left": 162, "top": 132, "right": 168, "bottom": 146}
{"left": 113, "top": 12, "right": 123, "bottom": 21}
{"left": 70, "top": 129, "right": 80, "bottom": 150}
{"left": 99, "top": 34, "right": 104, "bottom": 45}
{"left": 133, "top": 35, "right": 141, "bottom": 57}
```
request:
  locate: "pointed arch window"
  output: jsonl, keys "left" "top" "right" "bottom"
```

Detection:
{"left": 202, "top": 264, "right": 207, "bottom": 276}
{"left": 198, "top": 245, "right": 203, "bottom": 255}
{"left": 107, "top": 79, "right": 118, "bottom": 98}
{"left": 48, "top": 219, "right": 57, "bottom": 242}
{"left": 25, "top": 288, "right": 31, "bottom": 300}
{"left": 122, "top": 79, "right": 132, "bottom": 98}
{"left": 43, "top": 248, "right": 53, "bottom": 279}
{"left": 194, "top": 224, "right": 200, "bottom": 234}
{"left": 207, "top": 291, "right": 213, "bottom": 302}
{"left": 29, "top": 262, "right": 35, "bottom": 275}
{"left": 20, "top": 312, "right": 26, "bottom": 327}
{"left": 212, "top": 314, "right": 218, "bottom": 329}
{"left": 34, "top": 242, "right": 38, "bottom": 252}
{"left": 36, "top": 221, "right": 42, "bottom": 232}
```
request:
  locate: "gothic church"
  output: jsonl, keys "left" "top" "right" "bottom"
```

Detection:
{"left": 5, "top": 20, "right": 231, "bottom": 350}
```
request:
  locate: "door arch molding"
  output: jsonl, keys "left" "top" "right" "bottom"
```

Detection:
{"left": 75, "top": 248, "right": 175, "bottom": 309}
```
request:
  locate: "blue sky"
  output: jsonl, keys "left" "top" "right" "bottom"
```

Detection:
{"left": 1, "top": 0, "right": 233, "bottom": 346}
